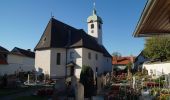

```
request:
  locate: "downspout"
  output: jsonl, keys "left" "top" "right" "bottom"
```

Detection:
{"left": 65, "top": 48, "right": 68, "bottom": 79}
{"left": 65, "top": 30, "right": 71, "bottom": 79}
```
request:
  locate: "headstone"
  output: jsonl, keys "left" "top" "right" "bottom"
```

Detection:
{"left": 106, "top": 73, "right": 110, "bottom": 84}
{"left": 102, "top": 75, "right": 106, "bottom": 86}
{"left": 55, "top": 79, "right": 66, "bottom": 90}
{"left": 97, "top": 77, "right": 101, "bottom": 93}
{"left": 71, "top": 75, "right": 77, "bottom": 88}
{"left": 132, "top": 76, "right": 135, "bottom": 89}
{"left": 75, "top": 82, "right": 84, "bottom": 100}
{"left": 168, "top": 73, "right": 170, "bottom": 88}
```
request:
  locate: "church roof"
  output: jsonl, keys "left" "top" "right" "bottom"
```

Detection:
{"left": 0, "top": 46, "right": 8, "bottom": 64}
{"left": 0, "top": 46, "right": 9, "bottom": 53}
{"left": 11, "top": 47, "right": 35, "bottom": 58}
{"left": 35, "top": 18, "right": 111, "bottom": 57}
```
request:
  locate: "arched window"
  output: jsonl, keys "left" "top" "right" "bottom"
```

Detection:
{"left": 98, "top": 24, "right": 101, "bottom": 29}
{"left": 91, "top": 24, "right": 94, "bottom": 29}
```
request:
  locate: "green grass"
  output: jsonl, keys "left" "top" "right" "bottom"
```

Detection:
{"left": 14, "top": 96, "right": 49, "bottom": 100}
{"left": 0, "top": 88, "right": 28, "bottom": 97}
{"left": 0, "top": 85, "right": 50, "bottom": 97}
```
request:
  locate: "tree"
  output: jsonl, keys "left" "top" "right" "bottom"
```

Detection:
{"left": 112, "top": 52, "right": 121, "bottom": 57}
{"left": 143, "top": 36, "right": 170, "bottom": 61}
{"left": 80, "top": 65, "right": 95, "bottom": 98}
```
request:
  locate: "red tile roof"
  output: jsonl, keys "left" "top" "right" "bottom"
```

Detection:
{"left": 112, "top": 56, "right": 135, "bottom": 65}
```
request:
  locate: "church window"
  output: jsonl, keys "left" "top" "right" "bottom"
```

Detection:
{"left": 95, "top": 54, "right": 98, "bottom": 60}
{"left": 88, "top": 52, "right": 91, "bottom": 59}
{"left": 98, "top": 24, "right": 101, "bottom": 29}
{"left": 96, "top": 67, "right": 98, "bottom": 72}
{"left": 91, "top": 30, "right": 94, "bottom": 33}
{"left": 91, "top": 24, "right": 94, "bottom": 29}
{"left": 56, "top": 53, "right": 61, "bottom": 65}
{"left": 70, "top": 51, "right": 74, "bottom": 59}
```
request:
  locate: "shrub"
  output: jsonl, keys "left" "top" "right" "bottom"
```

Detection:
{"left": 80, "top": 65, "right": 95, "bottom": 98}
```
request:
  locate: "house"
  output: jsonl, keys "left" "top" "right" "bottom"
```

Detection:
{"left": 112, "top": 56, "right": 134, "bottom": 75}
{"left": 35, "top": 8, "right": 112, "bottom": 79}
{"left": 133, "top": 51, "right": 149, "bottom": 72}
{"left": 0, "top": 46, "right": 9, "bottom": 65}
{"left": 0, "top": 47, "right": 35, "bottom": 75}
{"left": 133, "top": 0, "right": 170, "bottom": 37}
{"left": 142, "top": 61, "right": 170, "bottom": 78}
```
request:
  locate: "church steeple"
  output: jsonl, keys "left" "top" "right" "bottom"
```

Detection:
{"left": 87, "top": 3, "right": 103, "bottom": 45}
{"left": 93, "top": 2, "right": 97, "bottom": 15}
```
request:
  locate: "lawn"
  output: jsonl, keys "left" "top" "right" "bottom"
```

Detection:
{"left": 0, "top": 87, "right": 28, "bottom": 97}
{"left": 0, "top": 85, "right": 51, "bottom": 97}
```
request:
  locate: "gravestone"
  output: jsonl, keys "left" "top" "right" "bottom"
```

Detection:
{"left": 55, "top": 79, "right": 66, "bottom": 91}
{"left": 102, "top": 75, "right": 106, "bottom": 86}
{"left": 132, "top": 76, "right": 135, "bottom": 89}
{"left": 97, "top": 77, "right": 102, "bottom": 94}
{"left": 75, "top": 82, "right": 84, "bottom": 100}
{"left": 168, "top": 73, "right": 170, "bottom": 88}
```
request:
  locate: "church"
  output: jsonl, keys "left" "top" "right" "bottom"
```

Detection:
{"left": 34, "top": 8, "right": 112, "bottom": 79}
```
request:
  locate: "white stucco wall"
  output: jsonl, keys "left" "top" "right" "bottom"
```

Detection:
{"left": 35, "top": 50, "right": 51, "bottom": 76}
{"left": 143, "top": 62, "right": 170, "bottom": 76}
{"left": 50, "top": 48, "right": 66, "bottom": 78}
{"left": 67, "top": 48, "right": 83, "bottom": 78}
{"left": 0, "top": 54, "right": 35, "bottom": 75}
{"left": 35, "top": 48, "right": 67, "bottom": 78}
{"left": 82, "top": 48, "right": 104, "bottom": 75}
{"left": 103, "top": 57, "right": 112, "bottom": 72}
{"left": 88, "top": 22, "right": 102, "bottom": 45}
{"left": 35, "top": 47, "right": 112, "bottom": 79}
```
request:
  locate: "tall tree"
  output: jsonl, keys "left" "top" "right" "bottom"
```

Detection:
{"left": 112, "top": 52, "right": 121, "bottom": 57}
{"left": 143, "top": 36, "right": 170, "bottom": 61}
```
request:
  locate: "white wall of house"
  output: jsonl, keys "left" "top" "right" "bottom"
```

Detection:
{"left": 67, "top": 48, "right": 83, "bottom": 78}
{"left": 50, "top": 48, "right": 66, "bottom": 78}
{"left": 35, "top": 47, "right": 112, "bottom": 79}
{"left": 82, "top": 48, "right": 105, "bottom": 76}
{"left": 143, "top": 62, "right": 170, "bottom": 77}
{"left": 0, "top": 54, "right": 35, "bottom": 75}
{"left": 103, "top": 57, "right": 112, "bottom": 72}
{"left": 88, "top": 22, "right": 102, "bottom": 45}
{"left": 35, "top": 49, "right": 51, "bottom": 76}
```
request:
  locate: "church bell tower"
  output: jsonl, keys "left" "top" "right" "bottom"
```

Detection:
{"left": 87, "top": 3, "right": 103, "bottom": 45}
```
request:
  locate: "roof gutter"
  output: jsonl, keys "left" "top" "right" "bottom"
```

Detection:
{"left": 133, "top": 0, "right": 158, "bottom": 37}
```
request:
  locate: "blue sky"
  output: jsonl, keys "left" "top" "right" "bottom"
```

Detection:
{"left": 0, "top": 0, "right": 147, "bottom": 56}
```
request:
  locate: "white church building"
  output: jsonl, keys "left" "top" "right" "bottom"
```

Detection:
{"left": 35, "top": 8, "right": 112, "bottom": 79}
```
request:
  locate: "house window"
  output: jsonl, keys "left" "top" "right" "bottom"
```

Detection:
{"left": 70, "top": 51, "right": 74, "bottom": 59}
{"left": 56, "top": 53, "right": 61, "bottom": 65}
{"left": 95, "top": 54, "right": 98, "bottom": 60}
{"left": 88, "top": 52, "right": 91, "bottom": 59}
{"left": 91, "top": 24, "right": 94, "bottom": 29}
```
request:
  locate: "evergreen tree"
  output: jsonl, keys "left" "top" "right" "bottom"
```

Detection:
{"left": 80, "top": 65, "right": 94, "bottom": 98}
